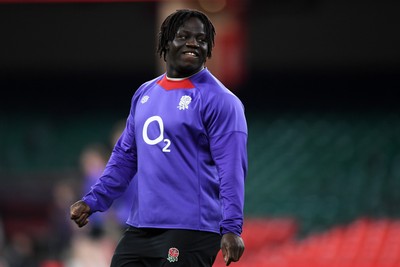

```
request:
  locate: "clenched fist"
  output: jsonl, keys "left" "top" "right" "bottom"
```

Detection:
{"left": 221, "top": 233, "right": 245, "bottom": 266}
{"left": 70, "top": 200, "right": 91, "bottom": 227}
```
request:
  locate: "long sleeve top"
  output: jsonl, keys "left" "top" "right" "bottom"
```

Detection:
{"left": 82, "top": 68, "right": 248, "bottom": 236}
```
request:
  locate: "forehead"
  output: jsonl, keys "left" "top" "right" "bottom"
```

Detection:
{"left": 176, "top": 17, "right": 205, "bottom": 33}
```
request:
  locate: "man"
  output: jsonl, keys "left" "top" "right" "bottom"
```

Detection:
{"left": 70, "top": 9, "right": 248, "bottom": 267}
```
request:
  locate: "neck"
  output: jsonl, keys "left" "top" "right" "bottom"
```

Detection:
{"left": 166, "top": 67, "right": 205, "bottom": 80}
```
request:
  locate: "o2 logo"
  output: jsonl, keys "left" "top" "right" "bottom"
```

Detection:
{"left": 142, "top": 116, "right": 171, "bottom": 152}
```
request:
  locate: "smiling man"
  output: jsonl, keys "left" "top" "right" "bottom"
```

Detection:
{"left": 70, "top": 9, "right": 248, "bottom": 267}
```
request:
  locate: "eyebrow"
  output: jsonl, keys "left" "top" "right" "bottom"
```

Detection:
{"left": 178, "top": 29, "right": 206, "bottom": 36}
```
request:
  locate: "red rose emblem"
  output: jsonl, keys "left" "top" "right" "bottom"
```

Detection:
{"left": 167, "top": 247, "right": 179, "bottom": 262}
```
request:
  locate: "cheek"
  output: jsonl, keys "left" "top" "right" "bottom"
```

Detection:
{"left": 201, "top": 44, "right": 209, "bottom": 56}
{"left": 202, "top": 48, "right": 209, "bottom": 59}
{"left": 168, "top": 43, "right": 180, "bottom": 55}
{"left": 166, "top": 41, "right": 174, "bottom": 52}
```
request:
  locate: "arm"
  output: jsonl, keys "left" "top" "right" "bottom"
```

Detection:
{"left": 70, "top": 98, "right": 139, "bottom": 227}
{"left": 81, "top": 120, "right": 138, "bottom": 213}
{"left": 209, "top": 131, "right": 247, "bottom": 265}
{"left": 210, "top": 132, "right": 247, "bottom": 235}
{"left": 206, "top": 93, "right": 248, "bottom": 265}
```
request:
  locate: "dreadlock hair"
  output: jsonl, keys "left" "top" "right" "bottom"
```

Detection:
{"left": 157, "top": 9, "right": 216, "bottom": 61}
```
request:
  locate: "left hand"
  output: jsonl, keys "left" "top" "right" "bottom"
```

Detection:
{"left": 220, "top": 232, "right": 245, "bottom": 266}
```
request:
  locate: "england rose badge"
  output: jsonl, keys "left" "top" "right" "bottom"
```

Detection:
{"left": 167, "top": 247, "right": 180, "bottom": 262}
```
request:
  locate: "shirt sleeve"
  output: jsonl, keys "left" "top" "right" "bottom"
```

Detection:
{"left": 82, "top": 96, "right": 139, "bottom": 213}
{"left": 205, "top": 92, "right": 248, "bottom": 236}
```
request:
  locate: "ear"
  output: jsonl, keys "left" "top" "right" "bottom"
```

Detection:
{"left": 165, "top": 40, "right": 172, "bottom": 50}
{"left": 163, "top": 42, "right": 171, "bottom": 61}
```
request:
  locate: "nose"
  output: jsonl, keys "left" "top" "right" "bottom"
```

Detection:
{"left": 186, "top": 37, "right": 199, "bottom": 48}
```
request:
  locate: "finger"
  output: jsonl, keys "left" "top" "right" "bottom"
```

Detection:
{"left": 234, "top": 247, "right": 245, "bottom": 262}
{"left": 76, "top": 218, "right": 89, "bottom": 228}
{"left": 75, "top": 213, "right": 89, "bottom": 226}
{"left": 227, "top": 246, "right": 243, "bottom": 264}
{"left": 226, "top": 250, "right": 236, "bottom": 265}
{"left": 70, "top": 211, "right": 81, "bottom": 220}
{"left": 230, "top": 251, "right": 238, "bottom": 263}
{"left": 238, "top": 246, "right": 245, "bottom": 259}
{"left": 70, "top": 206, "right": 83, "bottom": 219}
{"left": 233, "top": 247, "right": 242, "bottom": 261}
{"left": 79, "top": 213, "right": 89, "bottom": 225}
{"left": 78, "top": 218, "right": 89, "bottom": 228}
{"left": 223, "top": 248, "right": 231, "bottom": 266}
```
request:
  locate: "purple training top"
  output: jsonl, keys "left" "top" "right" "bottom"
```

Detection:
{"left": 82, "top": 68, "right": 248, "bottom": 236}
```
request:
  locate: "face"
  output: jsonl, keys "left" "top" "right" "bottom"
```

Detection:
{"left": 165, "top": 17, "right": 208, "bottom": 78}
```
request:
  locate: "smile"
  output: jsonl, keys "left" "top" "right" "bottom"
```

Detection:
{"left": 183, "top": 51, "right": 199, "bottom": 57}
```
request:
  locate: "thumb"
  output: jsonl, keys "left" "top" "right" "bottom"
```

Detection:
{"left": 70, "top": 200, "right": 90, "bottom": 218}
{"left": 221, "top": 246, "right": 231, "bottom": 266}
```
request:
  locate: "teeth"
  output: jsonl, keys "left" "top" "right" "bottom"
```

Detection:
{"left": 185, "top": 52, "right": 196, "bottom": 56}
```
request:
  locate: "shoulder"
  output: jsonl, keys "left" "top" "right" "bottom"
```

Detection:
{"left": 193, "top": 69, "right": 244, "bottom": 111}
{"left": 127, "top": 74, "right": 164, "bottom": 111}
{"left": 136, "top": 74, "right": 164, "bottom": 94}
{"left": 131, "top": 74, "right": 164, "bottom": 102}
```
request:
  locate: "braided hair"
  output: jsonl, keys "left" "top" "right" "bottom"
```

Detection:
{"left": 157, "top": 9, "right": 216, "bottom": 61}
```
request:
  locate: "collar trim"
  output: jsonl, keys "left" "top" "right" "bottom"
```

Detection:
{"left": 157, "top": 75, "right": 195, "bottom": 90}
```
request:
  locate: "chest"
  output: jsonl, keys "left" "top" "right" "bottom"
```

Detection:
{"left": 134, "top": 87, "right": 204, "bottom": 141}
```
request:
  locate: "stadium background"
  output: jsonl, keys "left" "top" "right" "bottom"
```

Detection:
{"left": 0, "top": 0, "right": 400, "bottom": 266}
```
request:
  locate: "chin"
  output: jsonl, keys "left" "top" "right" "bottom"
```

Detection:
{"left": 185, "top": 64, "right": 201, "bottom": 72}
{"left": 177, "top": 64, "right": 202, "bottom": 76}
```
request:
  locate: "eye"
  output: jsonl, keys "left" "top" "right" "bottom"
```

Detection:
{"left": 197, "top": 35, "right": 207, "bottom": 44}
{"left": 176, "top": 34, "right": 186, "bottom": 40}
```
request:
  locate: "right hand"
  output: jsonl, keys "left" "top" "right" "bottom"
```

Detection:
{"left": 70, "top": 200, "right": 91, "bottom": 227}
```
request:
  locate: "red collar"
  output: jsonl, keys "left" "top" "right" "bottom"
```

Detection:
{"left": 157, "top": 75, "right": 195, "bottom": 90}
